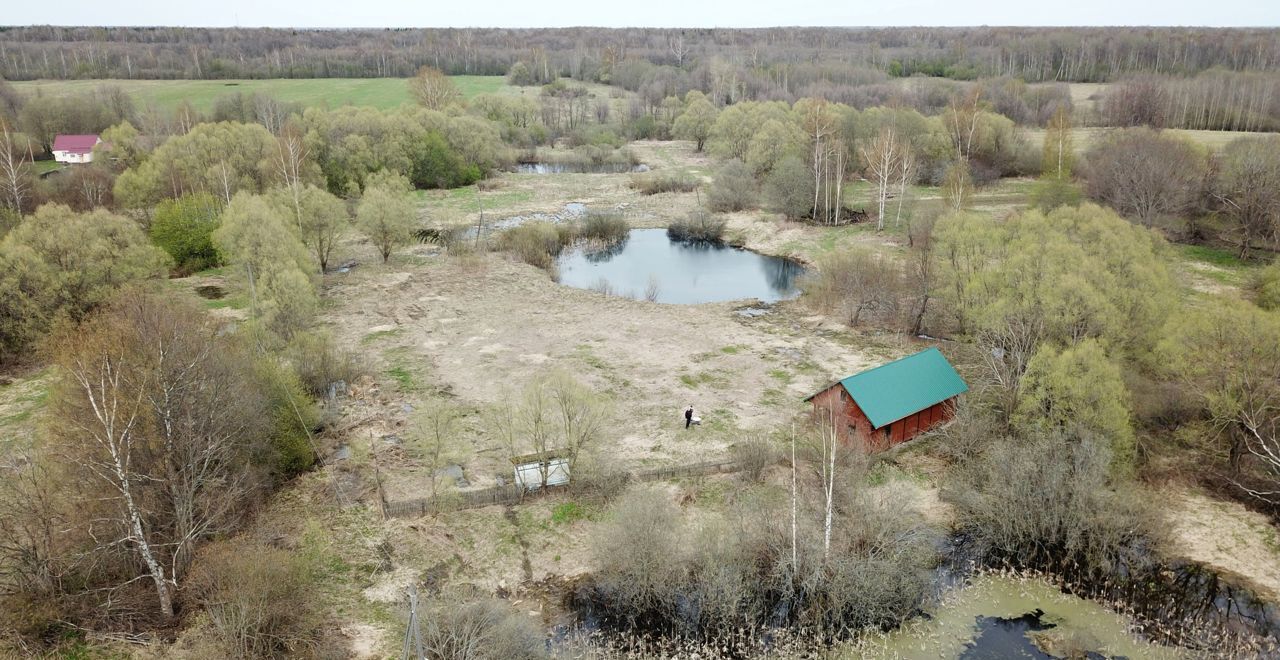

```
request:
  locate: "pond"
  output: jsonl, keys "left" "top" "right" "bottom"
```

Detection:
{"left": 555, "top": 229, "right": 806, "bottom": 304}
{"left": 512, "top": 162, "right": 648, "bottom": 174}
{"left": 851, "top": 574, "right": 1183, "bottom": 659}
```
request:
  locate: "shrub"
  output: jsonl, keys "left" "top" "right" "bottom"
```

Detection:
{"left": 186, "top": 540, "right": 319, "bottom": 659}
{"left": 419, "top": 596, "right": 545, "bottom": 660}
{"left": 583, "top": 480, "right": 935, "bottom": 642}
{"left": 577, "top": 210, "right": 629, "bottom": 244}
{"left": 629, "top": 170, "right": 699, "bottom": 195}
{"left": 707, "top": 160, "right": 757, "bottom": 212}
{"left": 666, "top": 209, "right": 725, "bottom": 243}
{"left": 411, "top": 131, "right": 483, "bottom": 189}
{"left": 730, "top": 438, "right": 779, "bottom": 482}
{"left": 802, "top": 247, "right": 901, "bottom": 327}
{"left": 497, "top": 221, "right": 573, "bottom": 273}
{"left": 764, "top": 155, "right": 815, "bottom": 218}
{"left": 944, "top": 430, "right": 1160, "bottom": 580}
{"left": 1254, "top": 258, "right": 1280, "bottom": 311}
{"left": 150, "top": 193, "right": 223, "bottom": 273}
{"left": 285, "top": 329, "right": 363, "bottom": 397}
{"left": 252, "top": 356, "right": 320, "bottom": 479}
{"left": 1029, "top": 175, "right": 1083, "bottom": 212}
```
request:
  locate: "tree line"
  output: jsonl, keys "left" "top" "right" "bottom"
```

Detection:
{"left": 2, "top": 26, "right": 1279, "bottom": 84}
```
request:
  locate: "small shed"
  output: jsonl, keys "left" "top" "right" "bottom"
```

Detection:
{"left": 804, "top": 348, "right": 968, "bottom": 451}
{"left": 52, "top": 134, "right": 102, "bottom": 164}
{"left": 510, "top": 450, "right": 570, "bottom": 491}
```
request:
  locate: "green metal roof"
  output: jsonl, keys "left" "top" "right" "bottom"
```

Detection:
{"left": 838, "top": 348, "right": 968, "bottom": 429}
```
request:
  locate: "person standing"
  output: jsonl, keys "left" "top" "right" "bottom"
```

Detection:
{"left": 685, "top": 405, "right": 694, "bottom": 429}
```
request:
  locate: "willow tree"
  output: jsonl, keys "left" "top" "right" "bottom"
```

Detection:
{"left": 355, "top": 171, "right": 416, "bottom": 263}
{"left": 213, "top": 192, "right": 318, "bottom": 340}
{"left": 1016, "top": 339, "right": 1135, "bottom": 472}
{"left": 673, "top": 97, "right": 718, "bottom": 152}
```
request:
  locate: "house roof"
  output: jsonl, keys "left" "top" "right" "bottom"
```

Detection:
{"left": 825, "top": 348, "right": 968, "bottom": 429}
{"left": 52, "top": 134, "right": 100, "bottom": 154}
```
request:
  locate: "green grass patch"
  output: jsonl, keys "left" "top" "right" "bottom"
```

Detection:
{"left": 679, "top": 370, "right": 731, "bottom": 389}
{"left": 361, "top": 327, "right": 404, "bottom": 344}
{"left": 11, "top": 76, "right": 510, "bottom": 113}
{"left": 720, "top": 344, "right": 744, "bottom": 354}
{"left": 1181, "top": 244, "right": 1249, "bottom": 269}
{"left": 767, "top": 368, "right": 793, "bottom": 384}
{"left": 550, "top": 502, "right": 588, "bottom": 525}
{"left": 386, "top": 366, "right": 417, "bottom": 392}
{"left": 32, "top": 160, "right": 63, "bottom": 175}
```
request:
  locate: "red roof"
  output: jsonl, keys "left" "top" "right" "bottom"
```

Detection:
{"left": 52, "top": 134, "right": 100, "bottom": 154}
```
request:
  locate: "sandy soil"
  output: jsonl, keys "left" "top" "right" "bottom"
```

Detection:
{"left": 1163, "top": 488, "right": 1280, "bottom": 602}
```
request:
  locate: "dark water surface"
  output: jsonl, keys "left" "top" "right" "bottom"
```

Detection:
{"left": 513, "top": 162, "right": 646, "bottom": 174}
{"left": 555, "top": 229, "right": 805, "bottom": 304}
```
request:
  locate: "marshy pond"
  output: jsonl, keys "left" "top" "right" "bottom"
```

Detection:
{"left": 555, "top": 229, "right": 805, "bottom": 304}
{"left": 856, "top": 574, "right": 1182, "bottom": 659}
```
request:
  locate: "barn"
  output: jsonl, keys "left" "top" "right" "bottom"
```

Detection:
{"left": 804, "top": 347, "right": 968, "bottom": 451}
{"left": 52, "top": 134, "right": 102, "bottom": 164}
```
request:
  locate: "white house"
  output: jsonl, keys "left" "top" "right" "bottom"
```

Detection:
{"left": 52, "top": 134, "right": 102, "bottom": 164}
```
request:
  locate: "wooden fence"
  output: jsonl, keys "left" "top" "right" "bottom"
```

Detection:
{"left": 380, "top": 458, "right": 740, "bottom": 519}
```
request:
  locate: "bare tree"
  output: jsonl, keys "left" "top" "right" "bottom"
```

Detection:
{"left": 409, "top": 66, "right": 461, "bottom": 111}
{"left": 490, "top": 372, "right": 609, "bottom": 488}
{"left": 1084, "top": 127, "right": 1206, "bottom": 228}
{"left": 413, "top": 400, "right": 462, "bottom": 498}
{"left": 1212, "top": 136, "right": 1280, "bottom": 257}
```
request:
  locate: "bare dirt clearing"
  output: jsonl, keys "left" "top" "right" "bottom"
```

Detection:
{"left": 321, "top": 250, "right": 910, "bottom": 500}
{"left": 1163, "top": 487, "right": 1280, "bottom": 602}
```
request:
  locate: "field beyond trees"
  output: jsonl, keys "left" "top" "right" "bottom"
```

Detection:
{"left": 10, "top": 76, "right": 510, "bottom": 112}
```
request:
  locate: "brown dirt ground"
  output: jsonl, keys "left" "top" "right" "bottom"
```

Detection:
{"left": 1162, "top": 487, "right": 1280, "bottom": 603}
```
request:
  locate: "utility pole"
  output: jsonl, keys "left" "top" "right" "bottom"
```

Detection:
{"left": 402, "top": 584, "right": 424, "bottom": 660}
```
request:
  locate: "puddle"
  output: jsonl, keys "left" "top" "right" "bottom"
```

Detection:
{"left": 556, "top": 229, "right": 805, "bottom": 304}
{"left": 194, "top": 284, "right": 225, "bottom": 300}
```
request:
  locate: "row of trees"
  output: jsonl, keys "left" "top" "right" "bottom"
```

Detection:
{"left": 677, "top": 91, "right": 1033, "bottom": 225}
{"left": 4, "top": 26, "right": 1278, "bottom": 83}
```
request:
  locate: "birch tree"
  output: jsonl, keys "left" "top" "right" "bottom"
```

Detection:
{"left": 0, "top": 119, "right": 31, "bottom": 215}
{"left": 49, "top": 292, "right": 271, "bottom": 620}
{"left": 860, "top": 126, "right": 904, "bottom": 230}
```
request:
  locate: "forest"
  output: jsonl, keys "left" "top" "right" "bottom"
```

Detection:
{"left": 1, "top": 23, "right": 1280, "bottom": 660}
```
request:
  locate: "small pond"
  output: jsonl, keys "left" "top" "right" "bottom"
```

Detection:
{"left": 513, "top": 162, "right": 648, "bottom": 174}
{"left": 555, "top": 229, "right": 805, "bottom": 304}
{"left": 853, "top": 574, "right": 1182, "bottom": 659}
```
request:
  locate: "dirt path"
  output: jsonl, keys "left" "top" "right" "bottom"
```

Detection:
{"left": 1162, "top": 487, "right": 1280, "bottom": 602}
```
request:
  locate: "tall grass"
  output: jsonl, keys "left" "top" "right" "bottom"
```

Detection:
{"left": 578, "top": 210, "right": 629, "bottom": 244}
{"left": 630, "top": 170, "right": 700, "bottom": 195}
{"left": 497, "top": 221, "right": 574, "bottom": 274}
{"left": 666, "top": 209, "right": 726, "bottom": 243}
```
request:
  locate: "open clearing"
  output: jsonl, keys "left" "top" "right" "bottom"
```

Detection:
{"left": 1020, "top": 126, "right": 1273, "bottom": 154}
{"left": 10, "top": 75, "right": 511, "bottom": 111}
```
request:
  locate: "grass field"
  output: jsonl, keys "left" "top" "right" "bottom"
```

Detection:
{"left": 1021, "top": 126, "right": 1273, "bottom": 154}
{"left": 11, "top": 75, "right": 512, "bottom": 112}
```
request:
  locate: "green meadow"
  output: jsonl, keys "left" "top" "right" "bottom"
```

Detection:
{"left": 11, "top": 75, "right": 511, "bottom": 112}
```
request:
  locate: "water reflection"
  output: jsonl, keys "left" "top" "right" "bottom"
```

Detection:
{"left": 556, "top": 229, "right": 805, "bottom": 304}
{"left": 513, "top": 162, "right": 646, "bottom": 174}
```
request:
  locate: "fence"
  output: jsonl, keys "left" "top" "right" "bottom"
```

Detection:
{"left": 380, "top": 458, "right": 740, "bottom": 519}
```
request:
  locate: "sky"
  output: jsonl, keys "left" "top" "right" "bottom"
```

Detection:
{"left": 5, "top": 0, "right": 1279, "bottom": 28}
